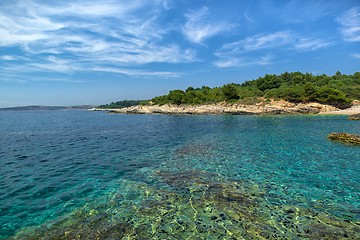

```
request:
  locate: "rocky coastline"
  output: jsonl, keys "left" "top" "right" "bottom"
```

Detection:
{"left": 93, "top": 99, "right": 360, "bottom": 115}
{"left": 349, "top": 113, "right": 360, "bottom": 120}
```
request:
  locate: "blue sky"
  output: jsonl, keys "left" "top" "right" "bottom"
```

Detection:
{"left": 0, "top": 0, "right": 359, "bottom": 107}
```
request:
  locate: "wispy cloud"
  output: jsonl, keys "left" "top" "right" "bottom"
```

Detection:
{"left": 30, "top": 56, "right": 80, "bottom": 73}
{"left": 36, "top": 0, "right": 143, "bottom": 17}
{"left": 0, "top": 0, "right": 194, "bottom": 80}
{"left": 352, "top": 53, "right": 360, "bottom": 59}
{"left": 0, "top": 66, "right": 85, "bottom": 83}
{"left": 336, "top": 7, "right": 360, "bottom": 42}
{"left": 92, "top": 67, "right": 183, "bottom": 78}
{"left": 279, "top": 0, "right": 336, "bottom": 23}
{"left": 294, "top": 38, "right": 334, "bottom": 51}
{"left": 214, "top": 55, "right": 273, "bottom": 68}
{"left": 0, "top": 55, "right": 16, "bottom": 60}
{"left": 0, "top": 53, "right": 184, "bottom": 79}
{"left": 221, "top": 31, "right": 293, "bottom": 53}
{"left": 182, "top": 6, "right": 233, "bottom": 44}
{"left": 215, "top": 30, "right": 333, "bottom": 68}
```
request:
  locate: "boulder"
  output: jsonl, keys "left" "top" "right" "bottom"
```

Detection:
{"left": 349, "top": 113, "right": 360, "bottom": 120}
{"left": 327, "top": 132, "right": 360, "bottom": 145}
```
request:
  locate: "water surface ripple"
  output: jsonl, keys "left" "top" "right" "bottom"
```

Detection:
{"left": 0, "top": 111, "right": 359, "bottom": 239}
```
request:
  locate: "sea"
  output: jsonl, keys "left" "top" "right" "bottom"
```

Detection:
{"left": 0, "top": 110, "right": 359, "bottom": 239}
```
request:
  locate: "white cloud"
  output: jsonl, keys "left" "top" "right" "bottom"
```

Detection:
{"left": 92, "top": 67, "right": 183, "bottom": 78}
{"left": 214, "top": 55, "right": 272, "bottom": 68}
{"left": 0, "top": 0, "right": 195, "bottom": 79}
{"left": 241, "top": 31, "right": 293, "bottom": 51}
{"left": 24, "top": 0, "right": 144, "bottom": 18}
{"left": 0, "top": 55, "right": 16, "bottom": 60}
{"left": 0, "top": 65, "right": 84, "bottom": 83}
{"left": 214, "top": 60, "right": 236, "bottom": 68}
{"left": 336, "top": 7, "right": 360, "bottom": 42}
{"left": 0, "top": 46, "right": 191, "bottom": 77}
{"left": 352, "top": 53, "right": 360, "bottom": 59}
{"left": 0, "top": 12, "right": 63, "bottom": 46}
{"left": 30, "top": 58, "right": 80, "bottom": 73}
{"left": 215, "top": 30, "right": 333, "bottom": 68}
{"left": 214, "top": 31, "right": 292, "bottom": 67}
{"left": 155, "top": 0, "right": 172, "bottom": 10}
{"left": 90, "top": 45, "right": 196, "bottom": 65}
{"left": 280, "top": 0, "right": 336, "bottom": 23}
{"left": 217, "top": 31, "right": 293, "bottom": 56}
{"left": 182, "top": 6, "right": 233, "bottom": 44}
{"left": 0, "top": 57, "right": 79, "bottom": 74}
{"left": 294, "top": 38, "right": 334, "bottom": 51}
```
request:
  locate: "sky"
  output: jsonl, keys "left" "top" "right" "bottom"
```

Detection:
{"left": 0, "top": 0, "right": 359, "bottom": 107}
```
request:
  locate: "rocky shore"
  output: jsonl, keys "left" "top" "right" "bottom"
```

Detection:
{"left": 349, "top": 113, "right": 360, "bottom": 120}
{"left": 96, "top": 100, "right": 348, "bottom": 115}
{"left": 328, "top": 133, "right": 360, "bottom": 145}
{"left": 93, "top": 99, "right": 360, "bottom": 116}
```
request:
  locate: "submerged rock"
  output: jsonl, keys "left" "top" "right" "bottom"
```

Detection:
{"left": 10, "top": 170, "right": 360, "bottom": 239}
{"left": 349, "top": 113, "right": 360, "bottom": 120}
{"left": 328, "top": 132, "right": 360, "bottom": 145}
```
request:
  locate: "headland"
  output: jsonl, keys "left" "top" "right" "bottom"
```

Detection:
{"left": 95, "top": 100, "right": 360, "bottom": 115}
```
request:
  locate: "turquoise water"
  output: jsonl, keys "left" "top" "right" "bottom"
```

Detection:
{"left": 0, "top": 111, "right": 359, "bottom": 239}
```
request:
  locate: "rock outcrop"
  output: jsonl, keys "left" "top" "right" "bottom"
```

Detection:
{"left": 349, "top": 113, "right": 360, "bottom": 120}
{"left": 103, "top": 101, "right": 340, "bottom": 115}
{"left": 328, "top": 133, "right": 360, "bottom": 145}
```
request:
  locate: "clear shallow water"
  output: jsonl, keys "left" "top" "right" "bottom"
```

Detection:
{"left": 0, "top": 111, "right": 359, "bottom": 239}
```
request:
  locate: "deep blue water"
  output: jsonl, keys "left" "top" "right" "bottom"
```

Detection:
{"left": 0, "top": 110, "right": 359, "bottom": 239}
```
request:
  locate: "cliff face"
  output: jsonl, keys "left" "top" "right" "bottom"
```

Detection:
{"left": 106, "top": 100, "right": 340, "bottom": 115}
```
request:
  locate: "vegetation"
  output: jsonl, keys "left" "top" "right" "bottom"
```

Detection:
{"left": 150, "top": 71, "right": 360, "bottom": 109}
{"left": 98, "top": 72, "right": 359, "bottom": 109}
{"left": 98, "top": 100, "right": 147, "bottom": 109}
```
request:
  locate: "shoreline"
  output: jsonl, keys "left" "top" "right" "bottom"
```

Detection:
{"left": 94, "top": 100, "right": 360, "bottom": 116}
{"left": 318, "top": 105, "right": 360, "bottom": 115}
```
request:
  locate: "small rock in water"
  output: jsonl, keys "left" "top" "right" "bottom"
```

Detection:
{"left": 349, "top": 113, "right": 360, "bottom": 120}
{"left": 327, "top": 132, "right": 360, "bottom": 145}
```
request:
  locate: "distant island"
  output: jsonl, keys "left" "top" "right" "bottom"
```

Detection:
{"left": 0, "top": 105, "right": 96, "bottom": 111}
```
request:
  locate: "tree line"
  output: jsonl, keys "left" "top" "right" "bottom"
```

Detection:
{"left": 98, "top": 72, "right": 360, "bottom": 109}
{"left": 151, "top": 71, "right": 360, "bottom": 109}
{"left": 98, "top": 100, "right": 146, "bottom": 109}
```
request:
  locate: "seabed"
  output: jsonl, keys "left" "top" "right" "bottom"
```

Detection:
{"left": 10, "top": 141, "right": 360, "bottom": 240}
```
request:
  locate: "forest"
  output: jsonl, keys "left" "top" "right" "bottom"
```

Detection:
{"left": 150, "top": 71, "right": 360, "bottom": 109}
{"left": 99, "top": 72, "right": 360, "bottom": 109}
{"left": 98, "top": 100, "right": 146, "bottom": 109}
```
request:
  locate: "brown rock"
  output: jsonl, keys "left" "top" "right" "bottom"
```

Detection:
{"left": 102, "top": 100, "right": 343, "bottom": 115}
{"left": 349, "top": 113, "right": 360, "bottom": 120}
{"left": 328, "top": 132, "right": 360, "bottom": 145}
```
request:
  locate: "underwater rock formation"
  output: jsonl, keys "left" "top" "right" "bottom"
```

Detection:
{"left": 10, "top": 170, "right": 360, "bottom": 239}
{"left": 328, "top": 132, "right": 360, "bottom": 145}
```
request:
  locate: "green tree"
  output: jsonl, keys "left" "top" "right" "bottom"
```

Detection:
{"left": 222, "top": 84, "right": 240, "bottom": 101}
{"left": 186, "top": 87, "right": 194, "bottom": 92}
{"left": 333, "top": 71, "right": 342, "bottom": 79}
{"left": 315, "top": 87, "right": 351, "bottom": 109}
{"left": 304, "top": 82, "right": 316, "bottom": 101}
{"left": 167, "top": 90, "right": 186, "bottom": 105}
{"left": 142, "top": 71, "right": 359, "bottom": 108}
{"left": 256, "top": 74, "right": 281, "bottom": 91}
